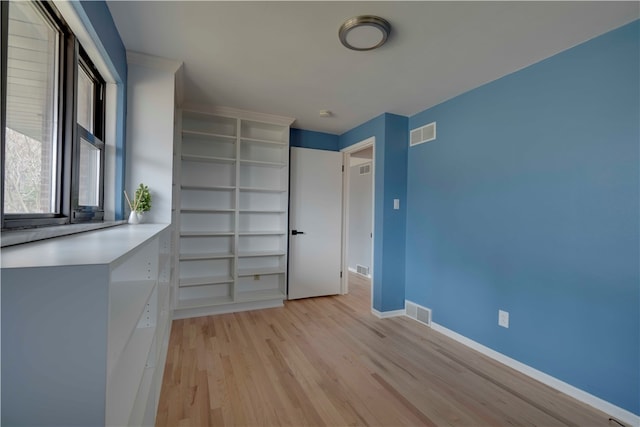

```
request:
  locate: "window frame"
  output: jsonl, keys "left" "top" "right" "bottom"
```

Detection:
{"left": 1, "top": 0, "right": 106, "bottom": 230}
{"left": 71, "top": 47, "right": 106, "bottom": 223}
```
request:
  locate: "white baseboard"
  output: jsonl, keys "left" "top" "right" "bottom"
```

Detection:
{"left": 348, "top": 267, "right": 372, "bottom": 278}
{"left": 172, "top": 299, "right": 284, "bottom": 320}
{"left": 371, "top": 308, "right": 405, "bottom": 319}
{"left": 429, "top": 322, "right": 639, "bottom": 427}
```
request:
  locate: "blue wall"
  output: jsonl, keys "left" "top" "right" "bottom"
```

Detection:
{"left": 72, "top": 1, "right": 128, "bottom": 219}
{"left": 290, "top": 128, "right": 339, "bottom": 151}
{"left": 405, "top": 20, "right": 639, "bottom": 415}
{"left": 340, "top": 114, "right": 408, "bottom": 311}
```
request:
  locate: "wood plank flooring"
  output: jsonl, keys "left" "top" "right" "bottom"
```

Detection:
{"left": 156, "top": 273, "right": 614, "bottom": 426}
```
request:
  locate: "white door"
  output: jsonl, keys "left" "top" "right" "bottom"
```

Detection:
{"left": 289, "top": 147, "right": 343, "bottom": 299}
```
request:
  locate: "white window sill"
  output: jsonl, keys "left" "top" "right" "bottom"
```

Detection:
{"left": 1, "top": 221, "right": 127, "bottom": 248}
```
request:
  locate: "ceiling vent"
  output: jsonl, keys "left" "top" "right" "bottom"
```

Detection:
{"left": 359, "top": 163, "right": 371, "bottom": 175}
{"left": 410, "top": 122, "right": 436, "bottom": 147}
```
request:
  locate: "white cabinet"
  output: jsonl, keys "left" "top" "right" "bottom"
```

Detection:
{"left": 1, "top": 224, "right": 171, "bottom": 426}
{"left": 175, "top": 107, "right": 294, "bottom": 318}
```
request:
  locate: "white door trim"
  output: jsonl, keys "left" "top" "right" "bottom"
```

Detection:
{"left": 340, "top": 137, "right": 375, "bottom": 308}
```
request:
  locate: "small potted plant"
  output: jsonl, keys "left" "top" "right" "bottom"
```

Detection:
{"left": 124, "top": 183, "right": 152, "bottom": 224}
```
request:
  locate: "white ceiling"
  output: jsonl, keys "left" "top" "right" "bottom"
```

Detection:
{"left": 107, "top": 1, "right": 638, "bottom": 135}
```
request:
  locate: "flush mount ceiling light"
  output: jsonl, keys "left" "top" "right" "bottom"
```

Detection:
{"left": 339, "top": 15, "right": 391, "bottom": 51}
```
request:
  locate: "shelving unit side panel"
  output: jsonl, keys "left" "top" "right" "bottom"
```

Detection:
{"left": 110, "top": 236, "right": 159, "bottom": 283}
{"left": 105, "top": 327, "right": 155, "bottom": 427}
{"left": 1, "top": 265, "right": 110, "bottom": 426}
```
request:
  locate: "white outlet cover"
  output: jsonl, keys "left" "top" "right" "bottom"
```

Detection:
{"left": 393, "top": 199, "right": 400, "bottom": 210}
{"left": 498, "top": 310, "right": 509, "bottom": 328}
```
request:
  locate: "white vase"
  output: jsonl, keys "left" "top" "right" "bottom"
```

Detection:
{"left": 128, "top": 211, "right": 140, "bottom": 224}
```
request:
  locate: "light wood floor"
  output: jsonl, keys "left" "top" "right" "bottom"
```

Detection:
{"left": 156, "top": 273, "right": 613, "bottom": 426}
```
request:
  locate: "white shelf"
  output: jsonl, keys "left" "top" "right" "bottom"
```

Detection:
{"left": 238, "top": 251, "right": 285, "bottom": 257}
{"left": 183, "top": 129, "right": 236, "bottom": 141}
{"left": 238, "top": 267, "right": 285, "bottom": 276}
{"left": 182, "top": 154, "right": 235, "bottom": 164}
{"left": 239, "top": 230, "right": 287, "bottom": 236}
{"left": 240, "top": 136, "right": 287, "bottom": 146}
{"left": 108, "top": 279, "right": 157, "bottom": 378}
{"left": 182, "top": 185, "right": 235, "bottom": 191}
{"left": 176, "top": 295, "right": 234, "bottom": 309}
{"left": 180, "top": 231, "right": 235, "bottom": 237}
{"left": 239, "top": 209, "right": 286, "bottom": 213}
{"left": 179, "top": 275, "right": 235, "bottom": 287}
{"left": 1, "top": 226, "right": 172, "bottom": 426}
{"left": 176, "top": 109, "right": 290, "bottom": 315}
{"left": 180, "top": 252, "right": 234, "bottom": 260}
{"left": 240, "top": 159, "right": 286, "bottom": 167}
{"left": 181, "top": 208, "right": 235, "bottom": 213}
{"left": 236, "top": 289, "right": 286, "bottom": 302}
{"left": 239, "top": 186, "right": 286, "bottom": 193}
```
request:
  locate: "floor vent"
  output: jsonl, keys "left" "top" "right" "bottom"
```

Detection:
{"left": 359, "top": 163, "right": 371, "bottom": 175}
{"left": 356, "top": 264, "right": 370, "bottom": 276}
{"left": 410, "top": 122, "right": 436, "bottom": 147}
{"left": 405, "top": 301, "right": 432, "bottom": 326}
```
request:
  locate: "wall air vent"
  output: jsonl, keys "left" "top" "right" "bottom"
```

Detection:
{"left": 405, "top": 301, "right": 432, "bottom": 326}
{"left": 356, "top": 264, "right": 370, "bottom": 276}
{"left": 410, "top": 122, "right": 436, "bottom": 147}
{"left": 359, "top": 163, "right": 371, "bottom": 175}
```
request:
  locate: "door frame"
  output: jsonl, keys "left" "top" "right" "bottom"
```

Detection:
{"left": 340, "top": 137, "right": 375, "bottom": 304}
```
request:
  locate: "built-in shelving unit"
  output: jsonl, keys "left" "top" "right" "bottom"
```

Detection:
{"left": 174, "top": 107, "right": 294, "bottom": 318}
{"left": 1, "top": 224, "right": 171, "bottom": 427}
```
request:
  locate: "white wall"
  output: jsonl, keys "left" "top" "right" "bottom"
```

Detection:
{"left": 348, "top": 163, "right": 373, "bottom": 274}
{"left": 126, "top": 54, "right": 180, "bottom": 224}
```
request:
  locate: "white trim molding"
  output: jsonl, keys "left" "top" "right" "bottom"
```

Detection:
{"left": 182, "top": 104, "right": 295, "bottom": 127}
{"left": 348, "top": 267, "right": 372, "bottom": 279}
{"left": 429, "top": 322, "right": 639, "bottom": 427}
{"left": 126, "top": 51, "right": 183, "bottom": 73}
{"left": 371, "top": 308, "right": 405, "bottom": 319}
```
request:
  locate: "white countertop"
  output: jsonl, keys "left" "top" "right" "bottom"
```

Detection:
{"left": 1, "top": 224, "right": 169, "bottom": 269}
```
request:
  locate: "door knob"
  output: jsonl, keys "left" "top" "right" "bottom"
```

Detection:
{"left": 291, "top": 230, "right": 305, "bottom": 235}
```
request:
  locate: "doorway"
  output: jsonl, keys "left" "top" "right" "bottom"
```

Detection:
{"left": 341, "top": 137, "right": 375, "bottom": 306}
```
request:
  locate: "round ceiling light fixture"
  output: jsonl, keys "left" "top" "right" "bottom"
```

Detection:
{"left": 339, "top": 15, "right": 391, "bottom": 51}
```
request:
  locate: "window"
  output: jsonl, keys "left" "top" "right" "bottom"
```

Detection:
{"left": 1, "top": 0, "right": 105, "bottom": 229}
{"left": 73, "top": 49, "right": 105, "bottom": 222}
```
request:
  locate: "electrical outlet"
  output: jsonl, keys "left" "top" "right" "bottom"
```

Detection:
{"left": 393, "top": 199, "right": 400, "bottom": 210}
{"left": 498, "top": 310, "right": 509, "bottom": 328}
